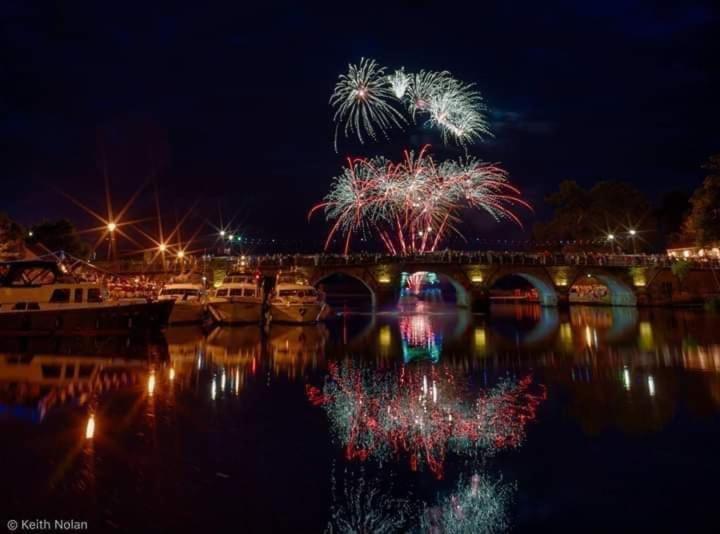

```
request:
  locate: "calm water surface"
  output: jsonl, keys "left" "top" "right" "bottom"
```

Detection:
{"left": 2, "top": 304, "right": 720, "bottom": 532}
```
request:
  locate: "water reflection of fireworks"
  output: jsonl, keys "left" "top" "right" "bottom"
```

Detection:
{"left": 326, "top": 465, "right": 513, "bottom": 534}
{"left": 421, "top": 473, "right": 513, "bottom": 534}
{"left": 308, "top": 362, "right": 545, "bottom": 478}
{"left": 400, "top": 314, "right": 442, "bottom": 363}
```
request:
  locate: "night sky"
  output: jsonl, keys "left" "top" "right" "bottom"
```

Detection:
{"left": 2, "top": 1, "right": 719, "bottom": 251}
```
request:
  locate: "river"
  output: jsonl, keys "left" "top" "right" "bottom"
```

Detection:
{"left": 1, "top": 304, "right": 719, "bottom": 532}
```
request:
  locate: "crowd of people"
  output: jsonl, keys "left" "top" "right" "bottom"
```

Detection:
{"left": 237, "top": 250, "right": 720, "bottom": 269}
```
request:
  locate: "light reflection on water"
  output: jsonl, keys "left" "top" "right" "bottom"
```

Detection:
{"left": 2, "top": 304, "right": 720, "bottom": 531}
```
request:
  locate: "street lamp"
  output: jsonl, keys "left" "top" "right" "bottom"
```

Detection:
{"left": 607, "top": 233, "right": 615, "bottom": 253}
{"left": 177, "top": 250, "right": 185, "bottom": 259}
{"left": 219, "top": 230, "right": 226, "bottom": 237}
{"left": 158, "top": 243, "right": 167, "bottom": 252}
{"left": 107, "top": 222, "right": 117, "bottom": 232}
{"left": 628, "top": 229, "right": 637, "bottom": 254}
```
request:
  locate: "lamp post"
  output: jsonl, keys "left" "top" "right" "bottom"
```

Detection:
{"left": 607, "top": 233, "right": 615, "bottom": 254}
{"left": 629, "top": 229, "right": 637, "bottom": 254}
{"left": 107, "top": 222, "right": 117, "bottom": 261}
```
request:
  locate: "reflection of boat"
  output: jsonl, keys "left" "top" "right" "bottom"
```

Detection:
{"left": 206, "top": 326, "right": 262, "bottom": 362}
{"left": 159, "top": 282, "right": 208, "bottom": 324}
{"left": 208, "top": 272, "right": 264, "bottom": 324}
{"left": 0, "top": 353, "right": 150, "bottom": 423}
{"left": 267, "top": 324, "right": 328, "bottom": 377}
{"left": 166, "top": 326, "right": 205, "bottom": 377}
{"left": 269, "top": 272, "right": 326, "bottom": 324}
{"left": 0, "top": 261, "right": 172, "bottom": 332}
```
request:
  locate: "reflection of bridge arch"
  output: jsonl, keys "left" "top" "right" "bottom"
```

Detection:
{"left": 312, "top": 271, "right": 378, "bottom": 308}
{"left": 485, "top": 306, "right": 560, "bottom": 347}
{"left": 488, "top": 271, "right": 559, "bottom": 307}
{"left": 606, "top": 307, "right": 639, "bottom": 340}
{"left": 573, "top": 271, "right": 637, "bottom": 306}
{"left": 524, "top": 307, "right": 561, "bottom": 345}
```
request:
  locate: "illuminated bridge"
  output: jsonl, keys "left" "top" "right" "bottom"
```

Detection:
{"left": 245, "top": 252, "right": 720, "bottom": 309}
{"left": 100, "top": 251, "right": 720, "bottom": 309}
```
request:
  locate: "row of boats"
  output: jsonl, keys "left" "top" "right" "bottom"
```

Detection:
{"left": 0, "top": 260, "right": 328, "bottom": 333}
{"left": 161, "top": 271, "right": 328, "bottom": 325}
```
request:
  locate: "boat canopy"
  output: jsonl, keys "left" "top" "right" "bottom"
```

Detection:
{"left": 0, "top": 260, "right": 76, "bottom": 287}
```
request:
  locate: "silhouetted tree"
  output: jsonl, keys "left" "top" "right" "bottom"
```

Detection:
{"left": 27, "top": 219, "right": 91, "bottom": 259}
{"left": 533, "top": 180, "right": 655, "bottom": 251}
{"left": 682, "top": 155, "right": 720, "bottom": 245}
{"left": 0, "top": 212, "right": 25, "bottom": 259}
{"left": 653, "top": 190, "right": 690, "bottom": 247}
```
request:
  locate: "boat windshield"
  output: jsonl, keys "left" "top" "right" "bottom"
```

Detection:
{"left": 161, "top": 288, "right": 200, "bottom": 296}
{"left": 277, "top": 274, "right": 308, "bottom": 285}
{"left": 278, "top": 289, "right": 317, "bottom": 298}
{"left": 229, "top": 288, "right": 257, "bottom": 297}
{"left": 224, "top": 276, "right": 255, "bottom": 284}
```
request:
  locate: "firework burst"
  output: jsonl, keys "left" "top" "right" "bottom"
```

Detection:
{"left": 331, "top": 60, "right": 491, "bottom": 149}
{"left": 310, "top": 146, "right": 530, "bottom": 254}
{"left": 330, "top": 58, "right": 407, "bottom": 151}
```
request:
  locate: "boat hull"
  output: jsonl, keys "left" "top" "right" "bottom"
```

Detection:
{"left": 0, "top": 300, "right": 173, "bottom": 334}
{"left": 269, "top": 303, "right": 325, "bottom": 324}
{"left": 168, "top": 301, "right": 206, "bottom": 324}
{"left": 208, "top": 300, "right": 264, "bottom": 324}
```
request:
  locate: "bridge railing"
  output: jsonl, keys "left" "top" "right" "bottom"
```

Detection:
{"left": 243, "top": 251, "right": 720, "bottom": 270}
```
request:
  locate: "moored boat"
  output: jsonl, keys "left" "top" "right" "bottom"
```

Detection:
{"left": 158, "top": 281, "right": 208, "bottom": 324}
{"left": 208, "top": 271, "right": 264, "bottom": 324}
{"left": 0, "top": 260, "right": 172, "bottom": 333}
{"left": 268, "top": 271, "right": 326, "bottom": 324}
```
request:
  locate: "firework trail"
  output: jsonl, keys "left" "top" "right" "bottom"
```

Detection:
{"left": 309, "top": 146, "right": 530, "bottom": 254}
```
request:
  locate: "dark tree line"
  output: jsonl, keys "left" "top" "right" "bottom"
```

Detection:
{"left": 534, "top": 154, "right": 720, "bottom": 253}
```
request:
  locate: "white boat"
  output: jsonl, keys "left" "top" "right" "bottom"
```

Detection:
{"left": 208, "top": 272, "right": 264, "bottom": 324}
{"left": 0, "top": 260, "right": 172, "bottom": 332}
{"left": 268, "top": 272, "right": 326, "bottom": 324}
{"left": 158, "top": 282, "right": 208, "bottom": 324}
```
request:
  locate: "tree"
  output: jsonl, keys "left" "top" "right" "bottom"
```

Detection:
{"left": 27, "top": 219, "right": 91, "bottom": 259}
{"left": 671, "top": 260, "right": 692, "bottom": 292}
{"left": 533, "top": 180, "right": 655, "bottom": 251}
{"left": 682, "top": 155, "right": 720, "bottom": 246}
{"left": 653, "top": 190, "right": 690, "bottom": 248}
{"left": 0, "top": 212, "right": 25, "bottom": 259}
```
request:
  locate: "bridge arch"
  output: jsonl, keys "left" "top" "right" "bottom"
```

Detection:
{"left": 312, "top": 271, "right": 378, "bottom": 309}
{"left": 488, "top": 271, "right": 559, "bottom": 307}
{"left": 399, "top": 267, "right": 472, "bottom": 308}
{"left": 573, "top": 271, "right": 637, "bottom": 306}
{"left": 437, "top": 272, "right": 471, "bottom": 308}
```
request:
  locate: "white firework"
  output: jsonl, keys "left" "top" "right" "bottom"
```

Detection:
{"left": 330, "top": 58, "right": 407, "bottom": 151}
{"left": 405, "top": 69, "right": 453, "bottom": 119}
{"left": 330, "top": 59, "right": 492, "bottom": 149}
{"left": 427, "top": 79, "right": 491, "bottom": 145}
{"left": 387, "top": 68, "right": 409, "bottom": 99}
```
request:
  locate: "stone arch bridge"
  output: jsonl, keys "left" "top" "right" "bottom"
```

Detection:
{"left": 251, "top": 255, "right": 699, "bottom": 309}
{"left": 107, "top": 252, "right": 720, "bottom": 309}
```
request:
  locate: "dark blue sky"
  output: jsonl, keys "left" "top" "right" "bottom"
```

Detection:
{"left": 1, "top": 1, "right": 719, "bottom": 249}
